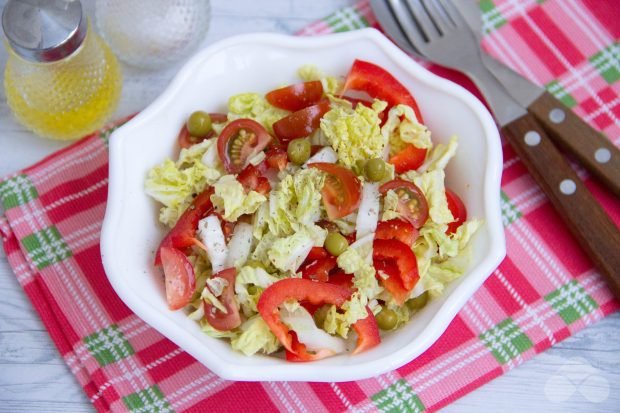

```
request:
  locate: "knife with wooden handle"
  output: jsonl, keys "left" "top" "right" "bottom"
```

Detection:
{"left": 461, "top": 56, "right": 620, "bottom": 301}
{"left": 455, "top": 1, "right": 620, "bottom": 197}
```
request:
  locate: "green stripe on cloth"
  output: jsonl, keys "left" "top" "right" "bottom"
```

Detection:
{"left": 546, "top": 80, "right": 577, "bottom": 108}
{"left": 84, "top": 325, "right": 135, "bottom": 366}
{"left": 21, "top": 226, "right": 72, "bottom": 270}
{"left": 480, "top": 317, "right": 533, "bottom": 365}
{"left": 589, "top": 42, "right": 620, "bottom": 84}
{"left": 480, "top": 0, "right": 507, "bottom": 33}
{"left": 0, "top": 174, "right": 38, "bottom": 210}
{"left": 545, "top": 280, "right": 599, "bottom": 325}
{"left": 324, "top": 4, "right": 370, "bottom": 32}
{"left": 122, "top": 385, "right": 173, "bottom": 413}
{"left": 372, "top": 379, "right": 425, "bottom": 413}
{"left": 500, "top": 190, "right": 522, "bottom": 226}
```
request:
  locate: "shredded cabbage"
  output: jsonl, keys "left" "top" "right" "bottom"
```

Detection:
{"left": 211, "top": 174, "right": 267, "bottom": 221}
{"left": 322, "top": 292, "right": 370, "bottom": 338}
{"left": 145, "top": 139, "right": 222, "bottom": 227}
{"left": 337, "top": 235, "right": 382, "bottom": 301}
{"left": 268, "top": 226, "right": 327, "bottom": 273}
{"left": 227, "top": 93, "right": 289, "bottom": 134}
{"left": 402, "top": 169, "right": 454, "bottom": 225}
{"left": 320, "top": 99, "right": 388, "bottom": 168}
{"left": 419, "top": 135, "right": 458, "bottom": 172}
{"left": 235, "top": 265, "right": 280, "bottom": 316}
{"left": 381, "top": 189, "right": 402, "bottom": 222}
{"left": 281, "top": 306, "right": 346, "bottom": 353}
{"left": 381, "top": 104, "right": 431, "bottom": 156}
{"left": 262, "top": 168, "right": 325, "bottom": 238}
{"left": 230, "top": 315, "right": 280, "bottom": 356}
{"left": 297, "top": 64, "right": 343, "bottom": 95}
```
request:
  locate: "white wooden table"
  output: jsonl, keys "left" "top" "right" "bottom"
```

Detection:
{"left": 0, "top": 1, "right": 618, "bottom": 412}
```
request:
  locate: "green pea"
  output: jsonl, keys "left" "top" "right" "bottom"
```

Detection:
{"left": 364, "top": 158, "right": 389, "bottom": 182}
{"left": 324, "top": 232, "right": 349, "bottom": 256}
{"left": 313, "top": 306, "right": 329, "bottom": 328}
{"left": 406, "top": 291, "right": 429, "bottom": 311}
{"left": 247, "top": 285, "right": 259, "bottom": 295}
{"left": 376, "top": 307, "right": 398, "bottom": 330}
{"left": 287, "top": 138, "right": 311, "bottom": 165}
{"left": 186, "top": 111, "right": 212, "bottom": 137}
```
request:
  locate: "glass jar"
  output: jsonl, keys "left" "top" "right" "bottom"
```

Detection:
{"left": 95, "top": 0, "right": 211, "bottom": 69}
{"left": 3, "top": 0, "right": 122, "bottom": 141}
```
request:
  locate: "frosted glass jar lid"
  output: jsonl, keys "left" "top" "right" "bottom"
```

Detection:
{"left": 2, "top": 0, "right": 87, "bottom": 62}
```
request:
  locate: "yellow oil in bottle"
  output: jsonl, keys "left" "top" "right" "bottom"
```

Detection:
{"left": 4, "top": 25, "right": 122, "bottom": 141}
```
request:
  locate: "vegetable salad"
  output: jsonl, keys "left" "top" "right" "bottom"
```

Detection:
{"left": 145, "top": 60, "right": 482, "bottom": 361}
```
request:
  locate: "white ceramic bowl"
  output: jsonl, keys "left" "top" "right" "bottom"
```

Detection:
{"left": 101, "top": 28, "right": 505, "bottom": 382}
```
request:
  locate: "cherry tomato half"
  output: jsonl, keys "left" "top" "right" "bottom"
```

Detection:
{"left": 204, "top": 268, "right": 242, "bottom": 331}
{"left": 389, "top": 144, "right": 427, "bottom": 174}
{"left": 160, "top": 247, "right": 196, "bottom": 311}
{"left": 342, "top": 59, "right": 424, "bottom": 122}
{"left": 217, "top": 118, "right": 272, "bottom": 174}
{"left": 273, "top": 100, "right": 331, "bottom": 143}
{"left": 178, "top": 113, "right": 227, "bottom": 149}
{"left": 309, "top": 162, "right": 362, "bottom": 219}
{"left": 154, "top": 187, "right": 214, "bottom": 265}
{"left": 379, "top": 179, "right": 429, "bottom": 228}
{"left": 445, "top": 189, "right": 467, "bottom": 234}
{"left": 266, "top": 80, "right": 324, "bottom": 111}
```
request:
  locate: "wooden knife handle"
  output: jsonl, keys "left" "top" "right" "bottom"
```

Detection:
{"left": 502, "top": 112, "right": 620, "bottom": 300}
{"left": 528, "top": 91, "right": 620, "bottom": 197}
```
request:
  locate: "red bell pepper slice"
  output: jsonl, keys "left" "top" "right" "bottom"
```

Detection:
{"left": 375, "top": 219, "right": 419, "bottom": 246}
{"left": 351, "top": 307, "right": 381, "bottom": 354}
{"left": 301, "top": 256, "right": 337, "bottom": 282}
{"left": 445, "top": 189, "right": 467, "bottom": 234}
{"left": 154, "top": 187, "right": 214, "bottom": 265}
{"left": 307, "top": 246, "right": 329, "bottom": 261}
{"left": 328, "top": 270, "right": 354, "bottom": 290}
{"left": 342, "top": 59, "right": 424, "bottom": 122}
{"left": 257, "top": 278, "right": 380, "bottom": 358}
{"left": 285, "top": 332, "right": 338, "bottom": 362}
{"left": 374, "top": 259, "right": 409, "bottom": 305}
{"left": 373, "top": 239, "right": 420, "bottom": 291}
{"left": 389, "top": 144, "right": 427, "bottom": 174}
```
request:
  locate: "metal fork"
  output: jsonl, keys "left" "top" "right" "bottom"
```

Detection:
{"left": 383, "top": 0, "right": 525, "bottom": 126}
{"left": 371, "top": 0, "right": 620, "bottom": 299}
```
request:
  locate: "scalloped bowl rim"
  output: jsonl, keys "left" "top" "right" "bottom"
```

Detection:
{"left": 101, "top": 28, "right": 505, "bottom": 382}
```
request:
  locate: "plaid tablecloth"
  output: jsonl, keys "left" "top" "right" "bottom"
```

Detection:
{"left": 1, "top": 1, "right": 618, "bottom": 412}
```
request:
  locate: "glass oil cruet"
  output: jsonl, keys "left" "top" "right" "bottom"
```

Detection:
{"left": 2, "top": 0, "right": 122, "bottom": 140}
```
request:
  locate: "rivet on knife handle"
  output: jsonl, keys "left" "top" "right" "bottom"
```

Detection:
{"left": 528, "top": 91, "right": 620, "bottom": 197}
{"left": 502, "top": 112, "right": 620, "bottom": 300}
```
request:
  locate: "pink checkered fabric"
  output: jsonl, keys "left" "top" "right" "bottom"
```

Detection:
{"left": 1, "top": 1, "right": 618, "bottom": 412}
